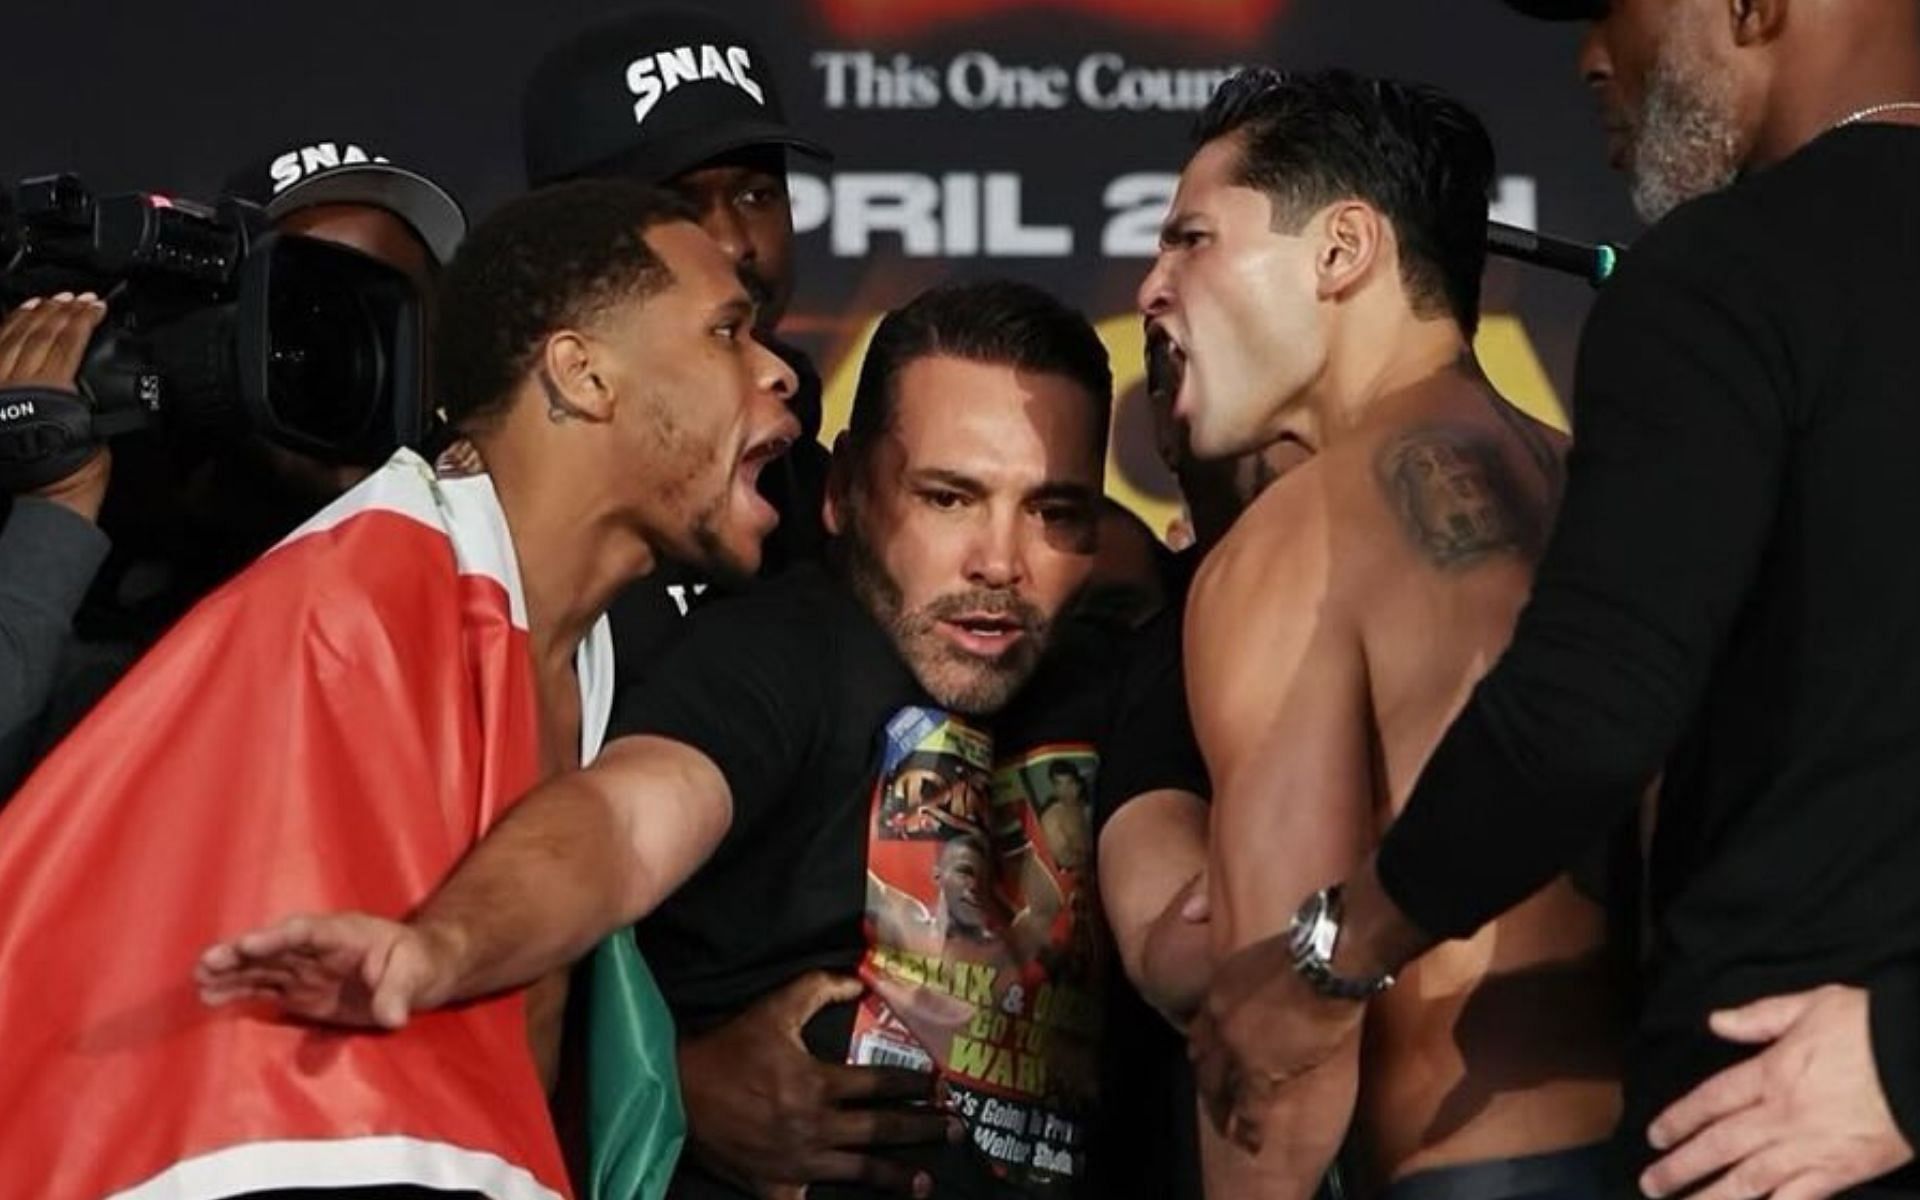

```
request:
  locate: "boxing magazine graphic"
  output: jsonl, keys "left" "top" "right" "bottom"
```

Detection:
{"left": 852, "top": 706, "right": 1103, "bottom": 1193}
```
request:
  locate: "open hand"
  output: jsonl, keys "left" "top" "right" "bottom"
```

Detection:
{"left": 196, "top": 912, "right": 457, "bottom": 1029}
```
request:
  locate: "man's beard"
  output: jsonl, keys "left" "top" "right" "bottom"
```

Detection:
{"left": 841, "top": 518, "right": 1050, "bottom": 715}
{"left": 675, "top": 487, "right": 753, "bottom": 586}
{"left": 1628, "top": 29, "right": 1743, "bottom": 223}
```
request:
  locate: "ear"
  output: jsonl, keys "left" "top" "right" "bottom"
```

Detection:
{"left": 823, "top": 430, "right": 854, "bottom": 536}
{"left": 1313, "top": 200, "right": 1385, "bottom": 304}
{"left": 537, "top": 329, "right": 614, "bottom": 424}
{"left": 1729, "top": 0, "right": 1787, "bottom": 47}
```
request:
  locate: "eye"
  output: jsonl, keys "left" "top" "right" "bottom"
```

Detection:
{"left": 712, "top": 320, "right": 742, "bottom": 342}
{"left": 921, "top": 488, "right": 969, "bottom": 511}
{"left": 1036, "top": 502, "right": 1091, "bottom": 527}
{"left": 738, "top": 182, "right": 785, "bottom": 209}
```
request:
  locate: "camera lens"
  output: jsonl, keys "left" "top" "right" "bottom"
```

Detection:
{"left": 263, "top": 240, "right": 386, "bottom": 447}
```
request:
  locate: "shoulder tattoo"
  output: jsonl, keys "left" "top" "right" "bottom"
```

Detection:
{"left": 1374, "top": 428, "right": 1542, "bottom": 569}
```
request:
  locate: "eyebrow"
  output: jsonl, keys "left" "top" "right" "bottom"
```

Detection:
{"left": 709, "top": 293, "right": 756, "bottom": 327}
{"left": 907, "top": 468, "right": 1097, "bottom": 507}
{"left": 1158, "top": 211, "right": 1204, "bottom": 247}
{"left": 906, "top": 467, "right": 985, "bottom": 494}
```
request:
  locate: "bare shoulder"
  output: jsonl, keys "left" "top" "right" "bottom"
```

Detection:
{"left": 1354, "top": 388, "right": 1564, "bottom": 574}
{"left": 1189, "top": 455, "right": 1338, "bottom": 616}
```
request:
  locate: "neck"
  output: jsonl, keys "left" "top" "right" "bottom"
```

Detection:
{"left": 1750, "top": 20, "right": 1920, "bottom": 168}
{"left": 1303, "top": 306, "right": 1468, "bottom": 450}
{"left": 477, "top": 427, "right": 658, "bottom": 674}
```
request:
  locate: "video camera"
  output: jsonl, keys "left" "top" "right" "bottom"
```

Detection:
{"left": 0, "top": 174, "right": 423, "bottom": 493}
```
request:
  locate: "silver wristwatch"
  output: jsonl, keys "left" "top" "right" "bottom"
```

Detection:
{"left": 1287, "top": 885, "right": 1397, "bottom": 1001}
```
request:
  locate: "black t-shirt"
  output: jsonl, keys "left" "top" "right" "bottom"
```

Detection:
{"left": 1374, "top": 124, "right": 1920, "bottom": 1176}
{"left": 612, "top": 564, "right": 1205, "bottom": 1199}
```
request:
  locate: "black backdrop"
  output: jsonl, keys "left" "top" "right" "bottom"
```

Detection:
{"left": 2, "top": 0, "right": 1636, "bottom": 531}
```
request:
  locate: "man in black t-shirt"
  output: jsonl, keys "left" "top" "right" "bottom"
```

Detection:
{"left": 200, "top": 280, "right": 1208, "bottom": 1199}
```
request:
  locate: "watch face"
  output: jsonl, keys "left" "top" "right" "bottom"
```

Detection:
{"left": 1287, "top": 890, "right": 1325, "bottom": 959}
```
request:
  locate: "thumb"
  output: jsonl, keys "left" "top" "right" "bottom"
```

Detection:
{"left": 1709, "top": 988, "right": 1821, "bottom": 1045}
{"left": 779, "top": 970, "right": 866, "bottom": 1033}
{"left": 366, "top": 933, "right": 427, "bottom": 1030}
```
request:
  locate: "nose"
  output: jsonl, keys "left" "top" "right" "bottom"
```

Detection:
{"left": 963, "top": 504, "right": 1026, "bottom": 592}
{"left": 1137, "top": 254, "right": 1173, "bottom": 320}
{"left": 750, "top": 336, "right": 800, "bottom": 430}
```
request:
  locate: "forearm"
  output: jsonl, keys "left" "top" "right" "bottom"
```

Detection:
{"left": 1139, "top": 905, "right": 1211, "bottom": 1028}
{"left": 416, "top": 735, "right": 730, "bottom": 1004}
{"left": 411, "top": 769, "right": 638, "bottom": 1004}
{"left": 1099, "top": 790, "right": 1209, "bottom": 1023}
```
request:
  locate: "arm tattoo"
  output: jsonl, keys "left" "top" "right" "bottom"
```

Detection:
{"left": 1375, "top": 428, "right": 1542, "bottom": 569}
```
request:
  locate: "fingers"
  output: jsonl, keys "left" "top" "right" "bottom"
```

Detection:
{"left": 197, "top": 964, "right": 303, "bottom": 1007}
{"left": 1686, "top": 1146, "right": 1800, "bottom": 1200}
{"left": 1649, "top": 1057, "right": 1766, "bottom": 1151}
{"left": 0, "top": 294, "right": 106, "bottom": 386}
{"left": 196, "top": 915, "right": 320, "bottom": 984}
{"left": 776, "top": 971, "right": 867, "bottom": 1035}
{"left": 805, "top": 1150, "right": 933, "bottom": 1198}
{"left": 1641, "top": 1108, "right": 1773, "bottom": 1197}
{"left": 1772, "top": 1171, "right": 1845, "bottom": 1200}
{"left": 37, "top": 295, "right": 106, "bottom": 383}
{"left": 821, "top": 1062, "right": 940, "bottom": 1105}
{"left": 1189, "top": 1012, "right": 1235, "bottom": 1136}
{"left": 824, "top": 1105, "right": 963, "bottom": 1149}
{"left": 1709, "top": 989, "right": 1823, "bottom": 1045}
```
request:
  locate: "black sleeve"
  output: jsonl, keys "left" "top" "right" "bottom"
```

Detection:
{"left": 1870, "top": 964, "right": 1920, "bottom": 1145}
{"left": 1095, "top": 608, "right": 1210, "bottom": 835}
{"left": 609, "top": 586, "right": 823, "bottom": 840}
{"left": 1376, "top": 209, "right": 1791, "bottom": 941}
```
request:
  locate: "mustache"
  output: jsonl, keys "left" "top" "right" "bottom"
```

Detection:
{"left": 922, "top": 589, "right": 1045, "bottom": 635}
{"left": 1144, "top": 327, "right": 1182, "bottom": 405}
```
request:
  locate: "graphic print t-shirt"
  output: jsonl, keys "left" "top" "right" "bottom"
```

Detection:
{"left": 612, "top": 567, "right": 1200, "bottom": 1198}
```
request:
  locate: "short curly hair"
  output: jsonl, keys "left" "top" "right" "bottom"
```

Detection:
{"left": 434, "top": 180, "right": 699, "bottom": 429}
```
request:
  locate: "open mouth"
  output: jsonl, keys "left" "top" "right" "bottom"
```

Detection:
{"left": 939, "top": 612, "right": 1028, "bottom": 657}
{"left": 735, "top": 424, "right": 798, "bottom": 526}
{"left": 1145, "top": 325, "right": 1189, "bottom": 413}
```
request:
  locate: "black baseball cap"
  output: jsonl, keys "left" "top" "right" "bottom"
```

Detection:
{"left": 522, "top": 6, "right": 832, "bottom": 187}
{"left": 222, "top": 140, "right": 466, "bottom": 264}
{"left": 1501, "top": 0, "right": 1606, "bottom": 18}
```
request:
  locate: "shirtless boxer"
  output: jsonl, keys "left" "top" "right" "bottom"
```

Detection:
{"left": 1137, "top": 69, "right": 1624, "bottom": 1200}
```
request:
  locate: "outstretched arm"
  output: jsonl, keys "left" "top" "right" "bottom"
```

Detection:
{"left": 197, "top": 733, "right": 732, "bottom": 1027}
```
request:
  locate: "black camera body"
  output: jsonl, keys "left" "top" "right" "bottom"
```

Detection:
{"left": 0, "top": 174, "right": 423, "bottom": 493}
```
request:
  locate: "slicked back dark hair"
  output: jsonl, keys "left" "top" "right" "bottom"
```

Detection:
{"left": 435, "top": 179, "right": 700, "bottom": 429}
{"left": 848, "top": 279, "right": 1113, "bottom": 459}
{"left": 1193, "top": 67, "right": 1494, "bottom": 335}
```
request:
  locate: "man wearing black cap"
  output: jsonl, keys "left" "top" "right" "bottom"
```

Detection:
{"left": 1188, "top": 4, "right": 1920, "bottom": 1200}
{"left": 0, "top": 140, "right": 466, "bottom": 797}
{"left": 222, "top": 137, "right": 464, "bottom": 300}
{"left": 523, "top": 5, "right": 834, "bottom": 682}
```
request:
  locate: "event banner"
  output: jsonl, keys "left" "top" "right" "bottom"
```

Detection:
{"left": 6, "top": 0, "right": 1634, "bottom": 533}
